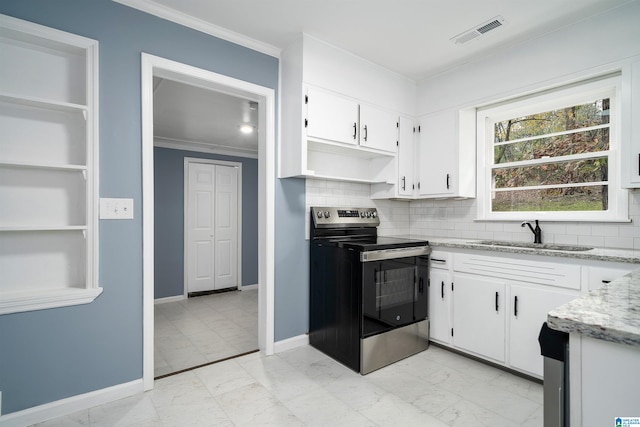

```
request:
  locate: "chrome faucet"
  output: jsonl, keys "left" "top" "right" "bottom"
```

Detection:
{"left": 521, "top": 220, "right": 542, "bottom": 244}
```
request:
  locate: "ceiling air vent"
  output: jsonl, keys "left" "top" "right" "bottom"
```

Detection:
{"left": 450, "top": 15, "right": 506, "bottom": 45}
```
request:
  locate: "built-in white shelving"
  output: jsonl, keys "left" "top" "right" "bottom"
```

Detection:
{"left": 0, "top": 14, "right": 100, "bottom": 315}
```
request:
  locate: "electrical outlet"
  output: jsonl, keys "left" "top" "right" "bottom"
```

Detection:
{"left": 99, "top": 198, "right": 134, "bottom": 219}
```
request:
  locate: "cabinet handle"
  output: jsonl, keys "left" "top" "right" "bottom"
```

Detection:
{"left": 363, "top": 124, "right": 368, "bottom": 141}
{"left": 602, "top": 280, "right": 611, "bottom": 284}
{"left": 401, "top": 176, "right": 406, "bottom": 191}
{"left": 446, "top": 173, "right": 450, "bottom": 189}
{"left": 495, "top": 292, "right": 499, "bottom": 312}
{"left": 514, "top": 296, "right": 518, "bottom": 317}
{"left": 441, "top": 281, "right": 445, "bottom": 299}
{"left": 353, "top": 123, "right": 357, "bottom": 140}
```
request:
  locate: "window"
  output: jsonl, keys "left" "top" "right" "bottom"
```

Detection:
{"left": 476, "top": 75, "right": 628, "bottom": 221}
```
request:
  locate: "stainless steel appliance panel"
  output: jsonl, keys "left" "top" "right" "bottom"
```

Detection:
{"left": 360, "top": 319, "right": 429, "bottom": 375}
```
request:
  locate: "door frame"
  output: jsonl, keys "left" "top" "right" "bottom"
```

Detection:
{"left": 184, "top": 158, "right": 243, "bottom": 296}
{"left": 141, "top": 53, "right": 276, "bottom": 390}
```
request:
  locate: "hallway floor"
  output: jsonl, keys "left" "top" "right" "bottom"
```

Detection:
{"left": 154, "top": 288, "right": 259, "bottom": 377}
{"left": 34, "top": 344, "right": 543, "bottom": 426}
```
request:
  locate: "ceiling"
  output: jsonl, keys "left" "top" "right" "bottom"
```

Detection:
{"left": 138, "top": 0, "right": 631, "bottom": 156}
{"left": 153, "top": 77, "right": 259, "bottom": 157}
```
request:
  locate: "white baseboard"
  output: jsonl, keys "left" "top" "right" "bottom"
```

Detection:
{"left": 0, "top": 379, "right": 143, "bottom": 427}
{"left": 241, "top": 283, "right": 258, "bottom": 291}
{"left": 274, "top": 334, "right": 309, "bottom": 353}
{"left": 154, "top": 294, "right": 185, "bottom": 305}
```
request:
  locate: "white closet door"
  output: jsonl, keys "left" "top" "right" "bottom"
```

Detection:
{"left": 213, "top": 164, "right": 238, "bottom": 290}
{"left": 187, "top": 162, "right": 239, "bottom": 293}
{"left": 188, "top": 163, "right": 216, "bottom": 293}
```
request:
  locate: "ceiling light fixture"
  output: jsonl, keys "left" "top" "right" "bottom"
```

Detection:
{"left": 239, "top": 124, "right": 254, "bottom": 134}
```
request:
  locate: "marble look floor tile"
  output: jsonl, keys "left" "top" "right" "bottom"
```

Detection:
{"left": 284, "top": 387, "right": 377, "bottom": 427}
{"left": 456, "top": 380, "right": 540, "bottom": 424}
{"left": 154, "top": 289, "right": 258, "bottom": 377}
{"left": 195, "top": 359, "right": 258, "bottom": 396}
{"left": 88, "top": 393, "right": 157, "bottom": 427}
{"left": 32, "top": 410, "right": 90, "bottom": 426}
{"left": 39, "top": 341, "right": 546, "bottom": 427}
{"left": 409, "top": 383, "right": 463, "bottom": 417}
{"left": 489, "top": 371, "right": 543, "bottom": 405}
{"left": 323, "top": 374, "right": 388, "bottom": 411}
{"left": 215, "top": 382, "right": 304, "bottom": 426}
{"left": 437, "top": 399, "right": 516, "bottom": 427}
{"left": 358, "top": 393, "right": 449, "bottom": 427}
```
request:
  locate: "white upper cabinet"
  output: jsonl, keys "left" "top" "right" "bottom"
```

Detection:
{"left": 305, "top": 86, "right": 359, "bottom": 146}
{"left": 359, "top": 104, "right": 399, "bottom": 153}
{"left": 0, "top": 14, "right": 100, "bottom": 314}
{"left": 622, "top": 59, "right": 640, "bottom": 188}
{"left": 371, "top": 115, "right": 415, "bottom": 199}
{"left": 280, "top": 35, "right": 414, "bottom": 184}
{"left": 417, "top": 109, "right": 475, "bottom": 198}
{"left": 397, "top": 116, "right": 415, "bottom": 197}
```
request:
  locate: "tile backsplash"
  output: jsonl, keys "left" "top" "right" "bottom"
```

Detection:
{"left": 305, "top": 179, "right": 640, "bottom": 250}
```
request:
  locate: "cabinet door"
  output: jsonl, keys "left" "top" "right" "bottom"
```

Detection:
{"left": 509, "top": 285, "right": 576, "bottom": 377}
{"left": 418, "top": 111, "right": 455, "bottom": 196}
{"left": 306, "top": 87, "right": 358, "bottom": 145}
{"left": 359, "top": 104, "right": 398, "bottom": 153}
{"left": 452, "top": 274, "right": 505, "bottom": 362}
{"left": 623, "top": 61, "right": 640, "bottom": 187}
{"left": 429, "top": 269, "right": 451, "bottom": 344}
{"left": 586, "top": 264, "right": 634, "bottom": 291}
{"left": 397, "top": 116, "right": 414, "bottom": 196}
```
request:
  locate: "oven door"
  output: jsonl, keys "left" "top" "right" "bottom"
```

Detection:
{"left": 361, "top": 252, "right": 429, "bottom": 338}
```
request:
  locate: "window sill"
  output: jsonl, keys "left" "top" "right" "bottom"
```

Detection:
{"left": 0, "top": 287, "right": 103, "bottom": 315}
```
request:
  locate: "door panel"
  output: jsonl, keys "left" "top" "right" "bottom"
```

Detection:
{"left": 213, "top": 165, "right": 238, "bottom": 290}
{"left": 187, "top": 162, "right": 239, "bottom": 293}
{"left": 452, "top": 274, "right": 506, "bottom": 363}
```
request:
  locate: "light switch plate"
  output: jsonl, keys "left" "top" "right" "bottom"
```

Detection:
{"left": 100, "top": 198, "right": 134, "bottom": 219}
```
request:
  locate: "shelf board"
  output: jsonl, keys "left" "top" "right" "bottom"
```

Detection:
{"left": 0, "top": 286, "right": 103, "bottom": 315}
{"left": 0, "top": 92, "right": 87, "bottom": 113}
{"left": 307, "top": 139, "right": 396, "bottom": 160}
{"left": 0, "top": 225, "right": 87, "bottom": 232}
{"left": 304, "top": 170, "right": 393, "bottom": 184}
{"left": 0, "top": 161, "right": 87, "bottom": 171}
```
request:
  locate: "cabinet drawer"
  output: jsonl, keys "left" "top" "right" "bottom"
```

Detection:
{"left": 430, "top": 250, "right": 451, "bottom": 270}
{"left": 454, "top": 253, "right": 580, "bottom": 290}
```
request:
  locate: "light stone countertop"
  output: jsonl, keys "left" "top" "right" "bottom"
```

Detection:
{"left": 424, "top": 237, "right": 640, "bottom": 264}
{"left": 413, "top": 237, "right": 640, "bottom": 347}
{"left": 547, "top": 270, "right": 640, "bottom": 347}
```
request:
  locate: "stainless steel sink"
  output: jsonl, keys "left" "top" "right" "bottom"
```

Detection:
{"left": 475, "top": 240, "right": 593, "bottom": 252}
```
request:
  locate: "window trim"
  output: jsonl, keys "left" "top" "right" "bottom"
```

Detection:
{"left": 476, "top": 75, "right": 629, "bottom": 222}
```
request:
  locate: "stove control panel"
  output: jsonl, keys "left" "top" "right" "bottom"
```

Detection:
{"left": 311, "top": 207, "right": 380, "bottom": 228}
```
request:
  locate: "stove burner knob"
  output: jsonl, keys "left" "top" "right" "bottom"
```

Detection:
{"left": 372, "top": 211, "right": 377, "bottom": 218}
{"left": 317, "top": 211, "right": 323, "bottom": 218}
{"left": 324, "top": 211, "right": 330, "bottom": 218}
{"left": 360, "top": 211, "right": 365, "bottom": 218}
{"left": 366, "top": 211, "right": 372, "bottom": 218}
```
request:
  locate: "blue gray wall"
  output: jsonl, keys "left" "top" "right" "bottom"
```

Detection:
{"left": 0, "top": 0, "right": 308, "bottom": 415}
{"left": 154, "top": 147, "right": 259, "bottom": 298}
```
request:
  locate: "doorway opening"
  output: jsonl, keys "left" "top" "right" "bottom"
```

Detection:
{"left": 141, "top": 53, "right": 275, "bottom": 390}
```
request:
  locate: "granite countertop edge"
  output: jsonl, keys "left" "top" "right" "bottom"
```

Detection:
{"left": 423, "top": 237, "right": 640, "bottom": 263}
{"left": 547, "top": 271, "right": 640, "bottom": 347}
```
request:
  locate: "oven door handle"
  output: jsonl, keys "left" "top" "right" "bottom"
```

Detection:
{"left": 360, "top": 246, "right": 431, "bottom": 262}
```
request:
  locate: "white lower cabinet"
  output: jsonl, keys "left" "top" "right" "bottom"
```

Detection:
{"left": 451, "top": 273, "right": 506, "bottom": 363}
{"left": 508, "top": 285, "right": 576, "bottom": 377}
{"left": 429, "top": 248, "right": 635, "bottom": 379}
{"left": 428, "top": 268, "right": 452, "bottom": 344}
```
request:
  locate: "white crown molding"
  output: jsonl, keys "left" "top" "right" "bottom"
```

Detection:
{"left": 154, "top": 137, "right": 259, "bottom": 159}
{"left": 113, "top": 0, "right": 281, "bottom": 58}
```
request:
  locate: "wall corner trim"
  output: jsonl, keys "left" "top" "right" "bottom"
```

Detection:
{"left": 273, "top": 334, "right": 309, "bottom": 354}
